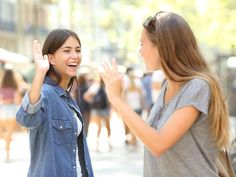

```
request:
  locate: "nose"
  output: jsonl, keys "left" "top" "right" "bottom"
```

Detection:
{"left": 71, "top": 51, "right": 79, "bottom": 58}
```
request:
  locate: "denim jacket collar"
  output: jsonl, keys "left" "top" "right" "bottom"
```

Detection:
{"left": 44, "top": 76, "right": 82, "bottom": 117}
{"left": 44, "top": 76, "right": 68, "bottom": 97}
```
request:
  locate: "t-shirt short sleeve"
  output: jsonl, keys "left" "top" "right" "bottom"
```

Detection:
{"left": 176, "top": 78, "right": 211, "bottom": 116}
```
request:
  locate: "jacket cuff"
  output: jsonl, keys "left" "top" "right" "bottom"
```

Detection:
{"left": 22, "top": 92, "right": 42, "bottom": 114}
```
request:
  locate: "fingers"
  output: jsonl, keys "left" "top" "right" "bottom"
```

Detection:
{"left": 99, "top": 59, "right": 116, "bottom": 78}
{"left": 102, "top": 58, "right": 118, "bottom": 74}
{"left": 111, "top": 58, "right": 118, "bottom": 74}
{"left": 98, "top": 59, "right": 115, "bottom": 84}
{"left": 33, "top": 40, "right": 43, "bottom": 62}
{"left": 102, "top": 59, "right": 112, "bottom": 72}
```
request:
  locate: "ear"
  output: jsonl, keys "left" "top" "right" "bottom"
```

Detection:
{"left": 48, "top": 54, "right": 56, "bottom": 65}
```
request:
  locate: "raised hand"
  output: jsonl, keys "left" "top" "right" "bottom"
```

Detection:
{"left": 99, "top": 58, "right": 123, "bottom": 103}
{"left": 28, "top": 40, "right": 50, "bottom": 104}
{"left": 33, "top": 40, "right": 49, "bottom": 75}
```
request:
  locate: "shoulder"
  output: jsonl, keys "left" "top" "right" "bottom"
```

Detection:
{"left": 41, "top": 83, "right": 57, "bottom": 99}
{"left": 185, "top": 78, "right": 210, "bottom": 89}
{"left": 42, "top": 84, "right": 51, "bottom": 93}
{"left": 179, "top": 78, "right": 211, "bottom": 98}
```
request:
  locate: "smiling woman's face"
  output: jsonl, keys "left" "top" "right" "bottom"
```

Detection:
{"left": 48, "top": 36, "right": 82, "bottom": 81}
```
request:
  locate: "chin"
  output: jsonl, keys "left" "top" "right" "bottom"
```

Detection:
{"left": 68, "top": 69, "right": 78, "bottom": 77}
{"left": 146, "top": 66, "right": 157, "bottom": 73}
{"left": 146, "top": 63, "right": 162, "bottom": 72}
{"left": 70, "top": 73, "right": 77, "bottom": 77}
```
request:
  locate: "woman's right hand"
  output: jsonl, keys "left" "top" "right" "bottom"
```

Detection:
{"left": 33, "top": 40, "right": 49, "bottom": 75}
{"left": 28, "top": 40, "right": 49, "bottom": 105}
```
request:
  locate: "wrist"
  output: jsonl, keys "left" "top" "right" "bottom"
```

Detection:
{"left": 110, "top": 96, "right": 123, "bottom": 107}
{"left": 34, "top": 70, "right": 46, "bottom": 79}
{"left": 32, "top": 73, "right": 45, "bottom": 85}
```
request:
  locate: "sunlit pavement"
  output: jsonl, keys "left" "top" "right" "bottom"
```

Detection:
{"left": 0, "top": 111, "right": 143, "bottom": 177}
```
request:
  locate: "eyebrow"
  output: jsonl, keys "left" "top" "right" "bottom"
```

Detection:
{"left": 61, "top": 46, "right": 81, "bottom": 49}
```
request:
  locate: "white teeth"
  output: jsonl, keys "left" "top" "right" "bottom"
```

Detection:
{"left": 68, "top": 63, "right": 77, "bottom": 66}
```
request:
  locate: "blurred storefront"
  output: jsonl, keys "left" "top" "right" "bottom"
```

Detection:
{"left": 0, "top": 0, "right": 59, "bottom": 81}
{"left": 0, "top": 0, "right": 50, "bottom": 55}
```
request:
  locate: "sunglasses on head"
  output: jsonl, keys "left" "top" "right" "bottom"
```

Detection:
{"left": 143, "top": 11, "right": 164, "bottom": 31}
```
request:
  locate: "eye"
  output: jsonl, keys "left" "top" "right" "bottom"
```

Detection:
{"left": 76, "top": 49, "right": 81, "bottom": 53}
{"left": 63, "top": 50, "right": 70, "bottom": 53}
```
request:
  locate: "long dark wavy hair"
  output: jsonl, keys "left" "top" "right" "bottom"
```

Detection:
{"left": 42, "top": 29, "right": 81, "bottom": 92}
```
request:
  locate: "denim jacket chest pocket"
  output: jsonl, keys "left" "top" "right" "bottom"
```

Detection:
{"left": 52, "top": 119, "right": 73, "bottom": 145}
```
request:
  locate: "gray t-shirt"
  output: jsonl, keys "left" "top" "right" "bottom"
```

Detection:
{"left": 144, "top": 78, "right": 219, "bottom": 177}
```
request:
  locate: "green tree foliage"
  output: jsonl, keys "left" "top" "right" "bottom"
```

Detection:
{"left": 75, "top": 0, "right": 236, "bottom": 65}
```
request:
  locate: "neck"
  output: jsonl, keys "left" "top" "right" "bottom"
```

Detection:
{"left": 167, "top": 81, "right": 181, "bottom": 90}
{"left": 49, "top": 74, "right": 71, "bottom": 90}
{"left": 59, "top": 78, "right": 71, "bottom": 90}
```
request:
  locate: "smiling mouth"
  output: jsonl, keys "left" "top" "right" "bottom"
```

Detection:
{"left": 68, "top": 63, "right": 78, "bottom": 68}
{"left": 68, "top": 65, "right": 76, "bottom": 67}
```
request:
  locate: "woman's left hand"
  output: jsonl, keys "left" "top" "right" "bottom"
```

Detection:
{"left": 99, "top": 59, "right": 123, "bottom": 104}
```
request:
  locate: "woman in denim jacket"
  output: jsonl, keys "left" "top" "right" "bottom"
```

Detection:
{"left": 16, "top": 29, "right": 94, "bottom": 177}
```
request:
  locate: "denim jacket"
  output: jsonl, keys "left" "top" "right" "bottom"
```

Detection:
{"left": 16, "top": 77, "right": 94, "bottom": 177}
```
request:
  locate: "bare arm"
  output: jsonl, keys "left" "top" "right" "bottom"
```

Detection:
{"left": 112, "top": 98, "right": 199, "bottom": 156}
{"left": 100, "top": 59, "right": 199, "bottom": 156}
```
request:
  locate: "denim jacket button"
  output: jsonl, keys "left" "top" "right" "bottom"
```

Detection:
{"left": 60, "top": 126, "right": 63, "bottom": 129}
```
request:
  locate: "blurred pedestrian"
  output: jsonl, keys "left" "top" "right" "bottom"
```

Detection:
{"left": 75, "top": 73, "right": 91, "bottom": 136}
{"left": 84, "top": 76, "right": 111, "bottom": 151}
{"left": 141, "top": 72, "right": 153, "bottom": 116}
{"left": 123, "top": 67, "right": 144, "bottom": 146}
{"left": 16, "top": 29, "right": 94, "bottom": 177}
{"left": 100, "top": 11, "right": 230, "bottom": 177}
{"left": 0, "top": 66, "right": 21, "bottom": 161}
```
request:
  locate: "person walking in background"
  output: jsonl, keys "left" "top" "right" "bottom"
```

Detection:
{"left": 16, "top": 29, "right": 94, "bottom": 177}
{"left": 99, "top": 11, "right": 230, "bottom": 177}
{"left": 84, "top": 76, "right": 111, "bottom": 151}
{"left": 123, "top": 67, "right": 144, "bottom": 146}
{"left": 76, "top": 73, "right": 91, "bottom": 137}
{"left": 0, "top": 66, "right": 21, "bottom": 161}
{"left": 141, "top": 72, "right": 153, "bottom": 117}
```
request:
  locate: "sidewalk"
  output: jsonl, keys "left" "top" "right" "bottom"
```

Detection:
{"left": 0, "top": 112, "right": 143, "bottom": 177}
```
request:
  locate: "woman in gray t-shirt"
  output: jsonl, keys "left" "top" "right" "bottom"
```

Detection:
{"left": 99, "top": 11, "right": 230, "bottom": 177}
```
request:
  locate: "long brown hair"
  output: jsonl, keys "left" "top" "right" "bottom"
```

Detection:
{"left": 143, "top": 11, "right": 229, "bottom": 148}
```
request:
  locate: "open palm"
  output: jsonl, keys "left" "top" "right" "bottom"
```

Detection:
{"left": 99, "top": 59, "right": 123, "bottom": 103}
{"left": 33, "top": 40, "right": 49, "bottom": 74}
